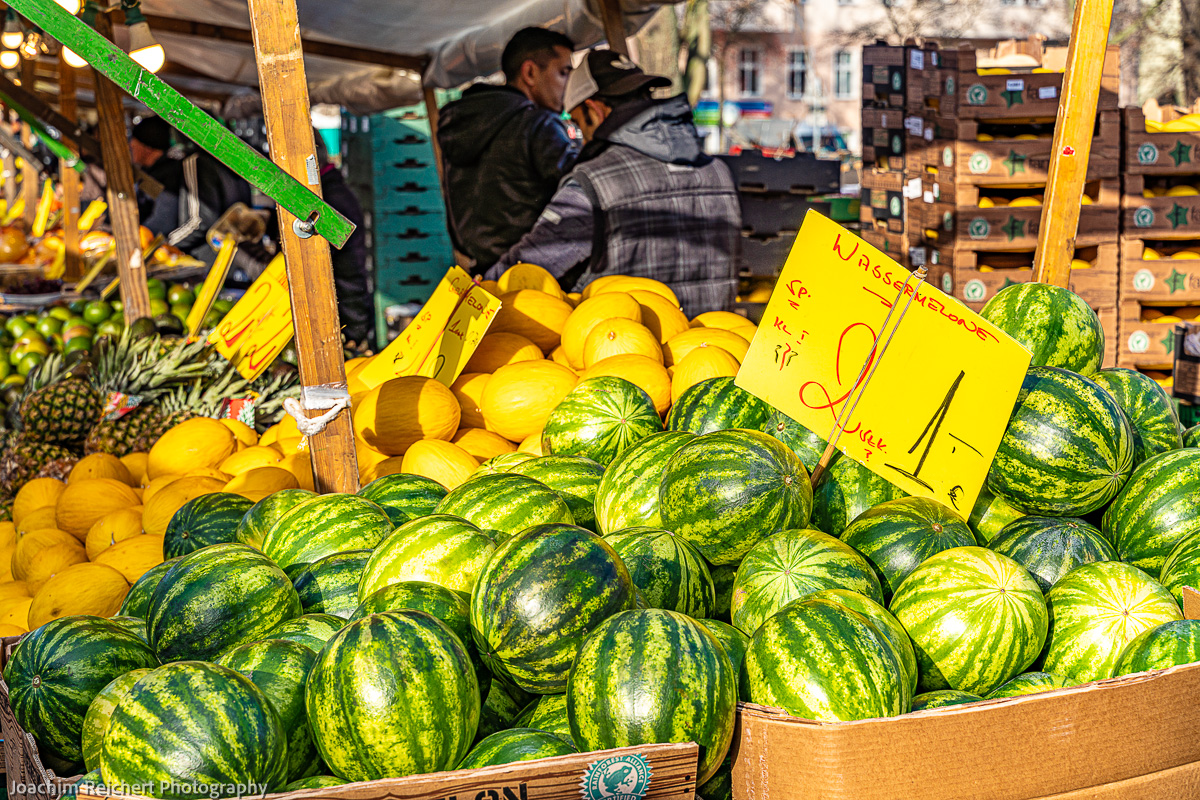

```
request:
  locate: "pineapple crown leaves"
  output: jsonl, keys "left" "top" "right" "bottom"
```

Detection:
{"left": 158, "top": 364, "right": 253, "bottom": 419}
{"left": 90, "top": 329, "right": 213, "bottom": 399}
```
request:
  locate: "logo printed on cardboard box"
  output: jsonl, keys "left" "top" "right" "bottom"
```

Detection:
{"left": 1133, "top": 268, "right": 1156, "bottom": 292}
{"left": 1134, "top": 207, "right": 1156, "bottom": 228}
{"left": 941, "top": 272, "right": 953, "bottom": 292}
{"left": 963, "top": 279, "right": 987, "bottom": 302}
{"left": 968, "top": 152, "right": 991, "bottom": 174}
{"left": 1128, "top": 331, "right": 1151, "bottom": 354}
{"left": 1138, "top": 143, "right": 1160, "bottom": 165}
{"left": 581, "top": 753, "right": 651, "bottom": 800}
{"left": 968, "top": 218, "right": 990, "bottom": 240}
{"left": 966, "top": 83, "right": 988, "bottom": 105}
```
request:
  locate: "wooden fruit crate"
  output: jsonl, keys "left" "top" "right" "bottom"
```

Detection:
{"left": 1122, "top": 174, "right": 1200, "bottom": 237}
{"left": 1119, "top": 236, "right": 1200, "bottom": 303}
{"left": 860, "top": 225, "right": 910, "bottom": 261}
{"left": 947, "top": 244, "right": 1119, "bottom": 313}
{"left": 862, "top": 43, "right": 907, "bottom": 110}
{"left": 1123, "top": 102, "right": 1200, "bottom": 176}
{"left": 860, "top": 194, "right": 905, "bottom": 233}
{"left": 1117, "top": 297, "right": 1200, "bottom": 370}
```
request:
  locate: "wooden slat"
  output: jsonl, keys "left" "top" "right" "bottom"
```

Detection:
{"left": 59, "top": 53, "right": 81, "bottom": 279}
{"left": 598, "top": 0, "right": 631, "bottom": 56}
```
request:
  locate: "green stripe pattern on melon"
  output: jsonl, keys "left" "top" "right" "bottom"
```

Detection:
{"left": 566, "top": 609, "right": 736, "bottom": 783}
{"left": 731, "top": 528, "right": 883, "bottom": 635}
{"left": 978, "top": 283, "right": 1104, "bottom": 375}
{"left": 236, "top": 489, "right": 316, "bottom": 551}
{"left": 99, "top": 662, "right": 287, "bottom": 797}
{"left": 1159, "top": 532, "right": 1200, "bottom": 607}
{"left": 510, "top": 456, "right": 605, "bottom": 532}
{"left": 1090, "top": 367, "right": 1183, "bottom": 464}
{"left": 164, "top": 493, "right": 255, "bottom": 559}
{"left": 118, "top": 558, "right": 180, "bottom": 619}
{"left": 666, "top": 377, "right": 771, "bottom": 435}
{"left": 475, "top": 452, "right": 537, "bottom": 475}
{"left": 984, "top": 671, "right": 1070, "bottom": 699}
{"left": 987, "top": 367, "right": 1134, "bottom": 516}
{"left": 809, "top": 587, "right": 917, "bottom": 703}
{"left": 542, "top": 377, "right": 662, "bottom": 466}
{"left": 262, "top": 494, "right": 394, "bottom": 571}
{"left": 81, "top": 668, "right": 152, "bottom": 771}
{"left": 264, "top": 614, "right": 344, "bottom": 654}
{"left": 283, "top": 777, "right": 345, "bottom": 790}
{"left": 109, "top": 616, "right": 148, "bottom": 643}
{"left": 604, "top": 527, "right": 714, "bottom": 618}
{"left": 967, "top": 487, "right": 1024, "bottom": 545}
{"left": 518, "top": 693, "right": 573, "bottom": 746}
{"left": 659, "top": 429, "right": 813, "bottom": 566}
{"left": 593, "top": 431, "right": 695, "bottom": 533}
{"left": 1043, "top": 561, "right": 1182, "bottom": 683}
{"left": 1102, "top": 448, "right": 1200, "bottom": 572}
{"left": 1113, "top": 619, "right": 1200, "bottom": 676}
{"left": 988, "top": 516, "right": 1117, "bottom": 593}
{"left": 763, "top": 409, "right": 826, "bottom": 473}
{"left": 457, "top": 728, "right": 576, "bottom": 770}
{"left": 435, "top": 474, "right": 573, "bottom": 538}
{"left": 291, "top": 550, "right": 371, "bottom": 619}
{"left": 889, "top": 547, "right": 1047, "bottom": 696}
{"left": 695, "top": 619, "right": 750, "bottom": 697}
{"left": 1186, "top": 424, "right": 1200, "bottom": 448}
{"left": 356, "top": 473, "right": 446, "bottom": 526}
{"left": 305, "top": 611, "right": 480, "bottom": 781}
{"left": 4, "top": 616, "right": 159, "bottom": 763}
{"left": 359, "top": 514, "right": 495, "bottom": 598}
{"left": 812, "top": 456, "right": 907, "bottom": 537}
{"left": 909, "top": 690, "right": 981, "bottom": 711}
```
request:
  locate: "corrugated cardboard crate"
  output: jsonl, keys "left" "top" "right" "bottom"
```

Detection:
{"left": 1122, "top": 175, "right": 1200, "bottom": 237}
{"left": 1118, "top": 297, "right": 1200, "bottom": 370}
{"left": 860, "top": 226, "right": 910, "bottom": 262}
{"left": 1119, "top": 237, "right": 1200, "bottom": 303}
{"left": 945, "top": 244, "right": 1118, "bottom": 312}
{"left": 1123, "top": 103, "right": 1200, "bottom": 176}
{"left": 939, "top": 179, "right": 1119, "bottom": 251}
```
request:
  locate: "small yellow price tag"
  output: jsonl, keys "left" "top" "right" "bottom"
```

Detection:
{"left": 78, "top": 200, "right": 106, "bottom": 231}
{"left": 31, "top": 180, "right": 53, "bottom": 238}
{"left": 207, "top": 254, "right": 294, "bottom": 380}
{"left": 3, "top": 197, "right": 24, "bottom": 226}
{"left": 187, "top": 239, "right": 237, "bottom": 337}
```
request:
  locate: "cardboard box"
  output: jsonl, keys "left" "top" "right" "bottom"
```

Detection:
{"left": 1124, "top": 104, "right": 1200, "bottom": 177}
{"left": 1118, "top": 236, "right": 1200, "bottom": 303}
{"left": 1122, "top": 175, "right": 1200, "bottom": 238}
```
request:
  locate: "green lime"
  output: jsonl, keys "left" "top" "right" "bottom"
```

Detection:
{"left": 0, "top": 359, "right": 9, "bottom": 379}
{"left": 149, "top": 298, "right": 170, "bottom": 317}
{"left": 212, "top": 299, "right": 234, "bottom": 314}
{"left": 68, "top": 299, "right": 87, "bottom": 314}
{"left": 170, "top": 303, "right": 191, "bottom": 323}
{"left": 47, "top": 306, "right": 73, "bottom": 322}
{"left": 146, "top": 278, "right": 166, "bottom": 301}
{"left": 111, "top": 300, "right": 124, "bottom": 313}
{"left": 63, "top": 324, "right": 92, "bottom": 341}
{"left": 64, "top": 336, "right": 92, "bottom": 355}
{"left": 23, "top": 314, "right": 36, "bottom": 325}
{"left": 14, "top": 333, "right": 48, "bottom": 352}
{"left": 167, "top": 285, "right": 196, "bottom": 306}
{"left": 17, "top": 352, "right": 43, "bottom": 376}
{"left": 83, "top": 301, "right": 113, "bottom": 325}
{"left": 35, "top": 317, "right": 63, "bottom": 338}
{"left": 5, "top": 316, "right": 31, "bottom": 337}
{"left": 96, "top": 319, "right": 124, "bottom": 337}
{"left": 202, "top": 310, "right": 222, "bottom": 329}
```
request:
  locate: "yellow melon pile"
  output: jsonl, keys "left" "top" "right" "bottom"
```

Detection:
{"left": 345, "top": 265, "right": 759, "bottom": 490}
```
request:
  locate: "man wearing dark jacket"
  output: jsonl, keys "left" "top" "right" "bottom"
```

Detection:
{"left": 487, "top": 51, "right": 741, "bottom": 317}
{"left": 437, "top": 27, "right": 580, "bottom": 274}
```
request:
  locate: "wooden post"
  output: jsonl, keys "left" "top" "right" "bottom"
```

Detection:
{"left": 59, "top": 53, "right": 82, "bottom": 279}
{"left": 598, "top": 0, "right": 630, "bottom": 57}
{"left": 1030, "top": 0, "right": 1115, "bottom": 288}
{"left": 92, "top": 10, "right": 151, "bottom": 321}
{"left": 19, "top": 122, "right": 36, "bottom": 228}
{"left": 246, "top": 0, "right": 358, "bottom": 494}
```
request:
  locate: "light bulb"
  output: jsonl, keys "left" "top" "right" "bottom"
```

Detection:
{"left": 0, "top": 50, "right": 19, "bottom": 70}
{"left": 54, "top": 0, "right": 82, "bottom": 13}
{"left": 127, "top": 21, "right": 164, "bottom": 73}
{"left": 62, "top": 47, "right": 86, "bottom": 68}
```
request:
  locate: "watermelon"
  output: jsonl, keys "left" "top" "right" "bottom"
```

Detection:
{"left": 283, "top": 777, "right": 345, "bottom": 790}
{"left": 359, "top": 514, "right": 495, "bottom": 599}
{"left": 518, "top": 693, "right": 573, "bottom": 746}
{"left": 4, "top": 616, "right": 159, "bottom": 763}
{"left": 261, "top": 494, "right": 394, "bottom": 571}
{"left": 978, "top": 283, "right": 1104, "bottom": 375}
{"left": 593, "top": 431, "right": 695, "bottom": 533}
{"left": 695, "top": 618, "right": 750, "bottom": 688}
{"left": 812, "top": 456, "right": 907, "bottom": 537}
{"left": 291, "top": 550, "right": 371, "bottom": 618}
{"left": 1103, "top": 448, "right": 1200, "bottom": 572}
{"left": 763, "top": 409, "right": 826, "bottom": 472}
{"left": 236, "top": 489, "right": 316, "bottom": 550}
{"left": 542, "top": 377, "right": 662, "bottom": 466}
{"left": 217, "top": 638, "right": 319, "bottom": 781}
{"left": 567, "top": 609, "right": 736, "bottom": 783}
{"left": 1043, "top": 561, "right": 1183, "bottom": 683}
{"left": 739, "top": 596, "right": 906, "bottom": 721}
{"left": 477, "top": 677, "right": 536, "bottom": 742}
{"left": 666, "top": 377, "right": 771, "bottom": 435}
{"left": 1090, "top": 368, "right": 1183, "bottom": 463}
{"left": 809, "top": 587, "right": 918, "bottom": 701}
{"left": 163, "top": 492, "right": 255, "bottom": 559}
{"left": 264, "top": 614, "right": 344, "bottom": 653}
{"left": 909, "top": 690, "right": 981, "bottom": 711}
{"left": 1113, "top": 619, "right": 1200, "bottom": 676}
{"left": 604, "top": 527, "right": 715, "bottom": 618}
{"left": 510, "top": 455, "right": 605, "bottom": 532}
{"left": 698, "top": 757, "right": 733, "bottom": 800}
{"left": 76, "top": 769, "right": 104, "bottom": 790}
{"left": 99, "top": 662, "right": 287, "bottom": 797}
{"left": 889, "top": 547, "right": 1047, "bottom": 695}
{"left": 470, "top": 524, "right": 635, "bottom": 693}
{"left": 81, "top": 668, "right": 152, "bottom": 771}
{"left": 476, "top": 452, "right": 537, "bottom": 474}
{"left": 710, "top": 563, "right": 737, "bottom": 623}
{"left": 356, "top": 473, "right": 447, "bottom": 525}
{"left": 305, "top": 611, "right": 480, "bottom": 781}
{"left": 1186, "top": 424, "right": 1200, "bottom": 448}
{"left": 659, "top": 429, "right": 813, "bottom": 566}
{"left": 147, "top": 542, "right": 301, "bottom": 662}
{"left": 988, "top": 517, "right": 1118, "bottom": 593}
{"left": 839, "top": 497, "right": 975, "bottom": 600}
{"left": 984, "top": 671, "right": 1070, "bottom": 699}
{"left": 967, "top": 487, "right": 1025, "bottom": 545}
{"left": 434, "top": 474, "right": 573, "bottom": 539}
{"left": 1159, "top": 532, "right": 1200, "bottom": 607}
{"left": 117, "top": 558, "right": 180, "bottom": 619}
{"left": 457, "top": 728, "right": 576, "bottom": 770}
{"left": 108, "top": 616, "right": 148, "bottom": 643}
{"left": 731, "top": 528, "right": 883, "bottom": 635}
{"left": 987, "top": 367, "right": 1134, "bottom": 516}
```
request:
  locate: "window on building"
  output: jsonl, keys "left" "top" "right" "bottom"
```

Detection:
{"left": 739, "top": 48, "right": 762, "bottom": 97}
{"left": 787, "top": 50, "right": 808, "bottom": 99}
{"left": 834, "top": 50, "right": 855, "bottom": 99}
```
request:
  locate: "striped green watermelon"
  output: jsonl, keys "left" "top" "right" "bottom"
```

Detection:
{"left": 593, "top": 431, "right": 695, "bottom": 533}
{"left": 1186, "top": 425, "right": 1200, "bottom": 448}
{"left": 475, "top": 452, "right": 537, "bottom": 475}
{"left": 511, "top": 456, "right": 605, "bottom": 532}
{"left": 457, "top": 728, "right": 576, "bottom": 770}
{"left": 1090, "top": 368, "right": 1183, "bottom": 464}
{"left": 542, "top": 377, "right": 662, "bottom": 466}
{"left": 4, "top": 616, "right": 159, "bottom": 763}
{"left": 731, "top": 528, "right": 883, "bottom": 635}
{"left": 659, "top": 429, "right": 813, "bottom": 566}
{"left": 147, "top": 542, "right": 301, "bottom": 662}
{"left": 710, "top": 563, "right": 736, "bottom": 623}
{"left": 81, "top": 668, "right": 152, "bottom": 771}
{"left": 985, "top": 671, "right": 1070, "bottom": 699}
{"left": 470, "top": 524, "right": 635, "bottom": 693}
{"left": 261, "top": 494, "right": 394, "bottom": 571}
{"left": 291, "top": 550, "right": 371, "bottom": 619}
{"left": 518, "top": 693, "right": 572, "bottom": 745}
{"left": 76, "top": 769, "right": 104, "bottom": 790}
{"left": 740, "top": 596, "right": 906, "bottom": 721}
{"left": 305, "top": 611, "right": 480, "bottom": 781}
{"left": 567, "top": 609, "right": 736, "bottom": 783}
{"left": 264, "top": 614, "right": 343, "bottom": 654}
{"left": 236, "top": 489, "right": 316, "bottom": 550}
{"left": 477, "top": 676, "right": 536, "bottom": 742}
{"left": 108, "top": 616, "right": 148, "bottom": 643}
{"left": 117, "top": 558, "right": 180, "bottom": 619}
{"left": 1159, "top": 532, "right": 1200, "bottom": 607}
{"left": 809, "top": 587, "right": 918, "bottom": 702}
{"left": 666, "top": 377, "right": 770, "bottom": 435}
{"left": 840, "top": 497, "right": 975, "bottom": 601}
{"left": 909, "top": 690, "right": 981, "bottom": 711}
{"left": 979, "top": 283, "right": 1104, "bottom": 375}
{"left": 695, "top": 619, "right": 750, "bottom": 686}
{"left": 359, "top": 514, "right": 495, "bottom": 599}
{"left": 889, "top": 547, "right": 1047, "bottom": 695}
{"left": 1113, "top": 619, "right": 1200, "bottom": 676}
{"left": 1043, "top": 561, "right": 1182, "bottom": 683}
{"left": 1103, "top": 449, "right": 1200, "bottom": 572}
{"left": 283, "top": 777, "right": 345, "bottom": 790}
{"left": 164, "top": 492, "right": 255, "bottom": 560}
{"left": 604, "top": 527, "right": 714, "bottom": 618}
{"left": 812, "top": 456, "right": 907, "bottom": 537}
{"left": 356, "top": 473, "right": 447, "bottom": 526}
{"left": 987, "top": 367, "right": 1134, "bottom": 516}
{"left": 99, "top": 661, "right": 288, "bottom": 796}
{"left": 435, "top": 474, "right": 573, "bottom": 538}
{"left": 698, "top": 757, "right": 733, "bottom": 800}
{"left": 217, "top": 638, "right": 318, "bottom": 781}
{"left": 763, "top": 410, "right": 826, "bottom": 473}
{"left": 967, "top": 487, "right": 1025, "bottom": 545}
{"left": 988, "top": 517, "right": 1118, "bottom": 593}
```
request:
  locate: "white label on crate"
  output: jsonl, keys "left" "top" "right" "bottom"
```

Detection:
{"left": 925, "top": 127, "right": 934, "bottom": 141}
{"left": 880, "top": 113, "right": 889, "bottom": 127}
{"left": 1038, "top": 86, "right": 1058, "bottom": 100}
{"left": 909, "top": 247, "right": 927, "bottom": 266}
{"left": 931, "top": 52, "right": 940, "bottom": 66}
{"left": 941, "top": 272, "right": 952, "bottom": 292}
{"left": 305, "top": 155, "right": 320, "bottom": 186}
{"left": 905, "top": 116, "right": 924, "bottom": 136}
{"left": 933, "top": 183, "right": 941, "bottom": 200}
{"left": 1006, "top": 79, "right": 1025, "bottom": 91}
{"left": 905, "top": 178, "right": 923, "bottom": 199}
{"left": 362, "top": 118, "right": 371, "bottom": 132}
{"left": 911, "top": 50, "right": 925, "bottom": 70}
{"left": 1128, "top": 331, "right": 1151, "bottom": 354}
{"left": 924, "top": 190, "right": 935, "bottom": 204}
{"left": 1133, "top": 269, "right": 1156, "bottom": 293}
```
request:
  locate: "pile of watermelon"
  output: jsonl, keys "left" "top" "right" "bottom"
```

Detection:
{"left": 7, "top": 283, "right": 1200, "bottom": 800}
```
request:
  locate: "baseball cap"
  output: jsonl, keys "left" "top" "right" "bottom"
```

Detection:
{"left": 562, "top": 50, "right": 671, "bottom": 113}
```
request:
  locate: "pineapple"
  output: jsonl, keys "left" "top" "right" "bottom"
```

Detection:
{"left": 0, "top": 434, "right": 80, "bottom": 487}
{"left": 18, "top": 353, "right": 101, "bottom": 445}
{"left": 148, "top": 366, "right": 254, "bottom": 441}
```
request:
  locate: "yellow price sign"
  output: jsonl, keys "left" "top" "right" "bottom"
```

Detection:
{"left": 736, "top": 212, "right": 1032, "bottom": 516}
{"left": 187, "top": 239, "right": 236, "bottom": 337}
{"left": 357, "top": 267, "right": 502, "bottom": 389}
{"left": 207, "top": 255, "right": 294, "bottom": 380}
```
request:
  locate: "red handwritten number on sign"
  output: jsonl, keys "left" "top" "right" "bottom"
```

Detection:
{"left": 798, "top": 322, "right": 877, "bottom": 432}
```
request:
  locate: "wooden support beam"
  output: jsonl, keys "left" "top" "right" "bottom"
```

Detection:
{"left": 59, "top": 53, "right": 81, "bottom": 279}
{"left": 246, "top": 0, "right": 358, "bottom": 494}
{"left": 20, "top": 122, "right": 37, "bottom": 229}
{"left": 93, "top": 10, "right": 151, "bottom": 322}
{"left": 598, "top": 0, "right": 630, "bottom": 56}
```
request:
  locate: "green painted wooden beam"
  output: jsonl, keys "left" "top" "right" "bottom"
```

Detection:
{"left": 0, "top": 89, "right": 86, "bottom": 172}
{"left": 5, "top": 0, "right": 355, "bottom": 248}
